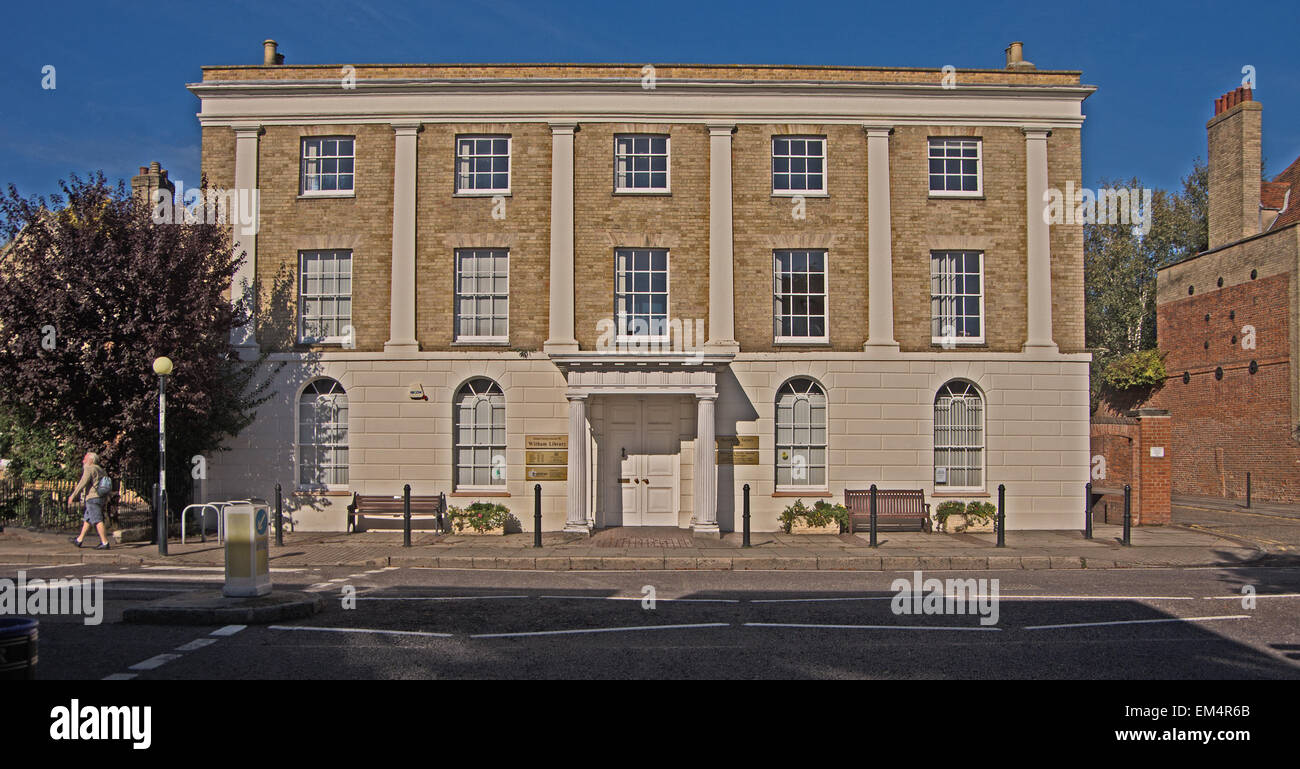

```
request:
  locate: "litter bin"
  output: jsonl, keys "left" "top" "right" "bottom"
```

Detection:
{"left": 0, "top": 617, "right": 38, "bottom": 680}
{"left": 223, "top": 500, "right": 272, "bottom": 597}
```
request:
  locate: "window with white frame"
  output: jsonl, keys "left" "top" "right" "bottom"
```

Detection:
{"left": 776, "top": 378, "right": 827, "bottom": 488}
{"left": 930, "top": 250, "right": 984, "bottom": 344}
{"left": 934, "top": 380, "right": 984, "bottom": 489}
{"left": 614, "top": 248, "right": 669, "bottom": 339}
{"left": 455, "top": 136, "right": 511, "bottom": 193}
{"left": 773, "top": 249, "right": 828, "bottom": 342}
{"left": 298, "top": 379, "right": 348, "bottom": 488}
{"left": 928, "top": 137, "right": 982, "bottom": 196}
{"left": 454, "top": 378, "right": 506, "bottom": 488}
{"left": 300, "top": 137, "right": 355, "bottom": 195}
{"left": 772, "top": 136, "right": 826, "bottom": 194}
{"left": 455, "top": 249, "right": 509, "bottom": 342}
{"left": 299, "top": 250, "right": 353, "bottom": 344}
{"left": 614, "top": 135, "right": 670, "bottom": 192}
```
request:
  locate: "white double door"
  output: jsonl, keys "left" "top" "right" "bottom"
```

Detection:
{"left": 605, "top": 398, "right": 680, "bottom": 527}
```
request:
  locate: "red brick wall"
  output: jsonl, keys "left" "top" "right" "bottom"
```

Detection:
{"left": 1151, "top": 271, "right": 1299, "bottom": 502}
{"left": 1089, "top": 414, "right": 1170, "bottom": 525}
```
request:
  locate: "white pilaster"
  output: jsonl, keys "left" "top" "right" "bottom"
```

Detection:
{"left": 1023, "top": 127, "right": 1057, "bottom": 352}
{"left": 692, "top": 395, "right": 719, "bottom": 536}
{"left": 706, "top": 125, "right": 738, "bottom": 352}
{"left": 863, "top": 125, "right": 898, "bottom": 352}
{"left": 231, "top": 124, "right": 262, "bottom": 359}
{"left": 564, "top": 394, "right": 591, "bottom": 533}
{"left": 385, "top": 122, "right": 421, "bottom": 353}
{"left": 545, "top": 123, "right": 579, "bottom": 354}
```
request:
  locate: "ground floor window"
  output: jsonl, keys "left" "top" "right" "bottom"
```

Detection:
{"left": 455, "top": 378, "right": 506, "bottom": 488}
{"left": 298, "top": 378, "right": 348, "bottom": 488}
{"left": 934, "top": 380, "right": 984, "bottom": 489}
{"left": 775, "top": 377, "right": 827, "bottom": 488}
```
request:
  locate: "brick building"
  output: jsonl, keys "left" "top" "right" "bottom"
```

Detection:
{"left": 193, "top": 41, "right": 1093, "bottom": 532}
{"left": 1153, "top": 87, "right": 1300, "bottom": 504}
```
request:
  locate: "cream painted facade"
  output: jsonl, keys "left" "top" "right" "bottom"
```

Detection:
{"left": 192, "top": 55, "right": 1093, "bottom": 533}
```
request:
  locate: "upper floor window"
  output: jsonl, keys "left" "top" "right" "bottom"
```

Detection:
{"left": 456, "top": 136, "right": 511, "bottom": 194}
{"left": 930, "top": 250, "right": 984, "bottom": 345}
{"left": 928, "top": 138, "right": 982, "bottom": 197}
{"left": 455, "top": 248, "right": 509, "bottom": 343}
{"left": 773, "top": 249, "right": 828, "bottom": 343}
{"left": 615, "top": 135, "right": 670, "bottom": 192}
{"left": 934, "top": 380, "right": 984, "bottom": 490}
{"left": 772, "top": 136, "right": 826, "bottom": 195}
{"left": 615, "top": 248, "right": 669, "bottom": 340}
{"left": 300, "top": 137, "right": 355, "bottom": 196}
{"left": 455, "top": 378, "right": 506, "bottom": 489}
{"left": 298, "top": 379, "right": 348, "bottom": 489}
{"left": 776, "top": 378, "right": 827, "bottom": 489}
{"left": 299, "top": 250, "right": 353, "bottom": 345}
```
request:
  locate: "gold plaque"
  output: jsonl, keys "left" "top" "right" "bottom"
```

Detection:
{"left": 716, "top": 435, "right": 759, "bottom": 450}
{"left": 526, "top": 450, "right": 568, "bottom": 466}
{"left": 526, "top": 435, "right": 568, "bottom": 450}
{"left": 526, "top": 466, "right": 568, "bottom": 481}
{"left": 717, "top": 449, "right": 760, "bottom": 465}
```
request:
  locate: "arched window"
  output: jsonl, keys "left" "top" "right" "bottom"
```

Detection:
{"left": 934, "top": 380, "right": 984, "bottom": 489}
{"left": 775, "top": 378, "right": 827, "bottom": 488}
{"left": 298, "top": 379, "right": 348, "bottom": 488}
{"left": 455, "top": 378, "right": 506, "bottom": 488}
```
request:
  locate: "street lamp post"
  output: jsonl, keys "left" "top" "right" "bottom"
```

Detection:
{"left": 154, "top": 356, "right": 173, "bottom": 556}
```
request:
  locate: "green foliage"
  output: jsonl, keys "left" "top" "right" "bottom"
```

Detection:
{"left": 0, "top": 407, "right": 81, "bottom": 481}
{"left": 934, "top": 500, "right": 966, "bottom": 527}
{"left": 1101, "top": 349, "right": 1167, "bottom": 391}
{"left": 447, "top": 501, "right": 511, "bottom": 532}
{"left": 778, "top": 499, "right": 848, "bottom": 533}
{"left": 964, "top": 501, "right": 997, "bottom": 522}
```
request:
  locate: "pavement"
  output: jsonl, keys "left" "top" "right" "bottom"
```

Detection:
{"left": 0, "top": 517, "right": 1269, "bottom": 571}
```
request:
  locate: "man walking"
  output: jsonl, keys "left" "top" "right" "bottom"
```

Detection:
{"left": 68, "top": 452, "right": 110, "bottom": 549}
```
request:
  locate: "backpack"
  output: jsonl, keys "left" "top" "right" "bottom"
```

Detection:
{"left": 96, "top": 472, "right": 113, "bottom": 496}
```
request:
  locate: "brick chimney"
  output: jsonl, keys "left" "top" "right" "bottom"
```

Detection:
{"left": 1004, "top": 42, "right": 1036, "bottom": 70}
{"left": 1207, "top": 86, "right": 1262, "bottom": 249}
{"left": 130, "top": 161, "right": 175, "bottom": 205}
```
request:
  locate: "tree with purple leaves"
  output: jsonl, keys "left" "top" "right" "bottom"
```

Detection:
{"left": 0, "top": 173, "right": 277, "bottom": 507}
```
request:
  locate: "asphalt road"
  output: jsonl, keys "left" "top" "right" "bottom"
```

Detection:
{"left": 7, "top": 561, "right": 1299, "bottom": 680}
{"left": 1173, "top": 501, "right": 1300, "bottom": 557}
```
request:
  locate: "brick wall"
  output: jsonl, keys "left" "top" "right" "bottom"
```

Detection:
{"left": 1088, "top": 412, "right": 1170, "bottom": 525}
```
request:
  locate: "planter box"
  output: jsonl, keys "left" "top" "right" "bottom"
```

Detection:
{"left": 941, "top": 514, "right": 995, "bottom": 534}
{"left": 450, "top": 523, "right": 506, "bottom": 536}
{"left": 791, "top": 519, "right": 840, "bottom": 534}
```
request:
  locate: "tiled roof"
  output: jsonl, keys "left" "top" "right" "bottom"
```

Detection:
{"left": 1267, "top": 155, "right": 1300, "bottom": 229}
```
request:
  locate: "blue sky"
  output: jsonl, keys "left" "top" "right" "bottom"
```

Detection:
{"left": 2, "top": 0, "right": 1297, "bottom": 198}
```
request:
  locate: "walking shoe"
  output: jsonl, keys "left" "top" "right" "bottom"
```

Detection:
{"left": 95, "top": 542, "right": 110, "bottom": 550}
{"left": 69, "top": 537, "right": 82, "bottom": 548}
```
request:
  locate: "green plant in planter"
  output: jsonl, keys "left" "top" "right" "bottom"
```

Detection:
{"left": 965, "top": 500, "right": 997, "bottom": 523}
{"left": 447, "top": 501, "right": 511, "bottom": 533}
{"left": 777, "top": 499, "right": 848, "bottom": 533}
{"left": 934, "top": 500, "right": 966, "bottom": 530}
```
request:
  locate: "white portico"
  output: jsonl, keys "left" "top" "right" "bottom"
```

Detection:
{"left": 553, "top": 355, "right": 732, "bottom": 536}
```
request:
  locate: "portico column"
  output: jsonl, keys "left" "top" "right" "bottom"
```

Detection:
{"left": 231, "top": 124, "right": 262, "bottom": 359}
{"left": 863, "top": 125, "right": 898, "bottom": 351}
{"left": 1023, "top": 127, "right": 1057, "bottom": 351}
{"left": 385, "top": 122, "right": 421, "bottom": 353}
{"left": 706, "top": 125, "right": 738, "bottom": 352}
{"left": 564, "top": 394, "right": 591, "bottom": 533}
{"left": 692, "top": 395, "right": 720, "bottom": 536}
{"left": 545, "top": 123, "right": 579, "bottom": 354}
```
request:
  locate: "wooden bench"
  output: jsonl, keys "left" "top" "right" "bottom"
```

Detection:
{"left": 347, "top": 492, "right": 447, "bottom": 533}
{"left": 844, "top": 489, "right": 932, "bottom": 533}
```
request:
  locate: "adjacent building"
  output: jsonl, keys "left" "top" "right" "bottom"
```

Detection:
{"left": 194, "top": 40, "right": 1093, "bottom": 532}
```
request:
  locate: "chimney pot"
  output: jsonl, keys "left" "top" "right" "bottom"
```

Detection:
{"left": 1004, "top": 41, "right": 1035, "bottom": 70}
{"left": 263, "top": 39, "right": 279, "bottom": 66}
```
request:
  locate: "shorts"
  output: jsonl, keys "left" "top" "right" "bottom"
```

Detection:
{"left": 83, "top": 497, "right": 104, "bottom": 525}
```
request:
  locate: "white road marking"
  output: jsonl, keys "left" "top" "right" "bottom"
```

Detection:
{"left": 175, "top": 638, "right": 219, "bottom": 652}
{"left": 751, "top": 596, "right": 896, "bottom": 603}
{"left": 472, "top": 622, "right": 731, "bottom": 639}
{"left": 90, "top": 573, "right": 225, "bottom": 582}
{"left": 4, "top": 562, "right": 83, "bottom": 570}
{"left": 141, "top": 565, "right": 306, "bottom": 573}
{"left": 129, "top": 653, "right": 183, "bottom": 671}
{"left": 1203, "top": 593, "right": 1300, "bottom": 600}
{"left": 210, "top": 625, "right": 247, "bottom": 637}
{"left": 356, "top": 595, "right": 529, "bottom": 602}
{"left": 745, "top": 622, "right": 1001, "bottom": 631}
{"left": 268, "top": 625, "right": 454, "bottom": 638}
{"left": 536, "top": 595, "right": 740, "bottom": 603}
{"left": 102, "top": 673, "right": 138, "bottom": 681}
{"left": 1023, "top": 615, "right": 1252, "bottom": 631}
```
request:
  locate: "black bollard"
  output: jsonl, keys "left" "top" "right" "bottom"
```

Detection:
{"left": 742, "top": 484, "right": 751, "bottom": 548}
{"left": 996, "top": 484, "right": 1006, "bottom": 548}
{"left": 275, "top": 482, "right": 284, "bottom": 547}
{"left": 1122, "top": 483, "right": 1132, "bottom": 546}
{"left": 156, "top": 484, "right": 168, "bottom": 557}
{"left": 1246, "top": 472, "right": 1252, "bottom": 509}
{"left": 534, "top": 484, "right": 542, "bottom": 548}
{"left": 869, "top": 484, "right": 878, "bottom": 548}
{"left": 1084, "top": 482, "right": 1093, "bottom": 540}
{"left": 403, "top": 484, "right": 412, "bottom": 548}
{"left": 438, "top": 492, "right": 446, "bottom": 534}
